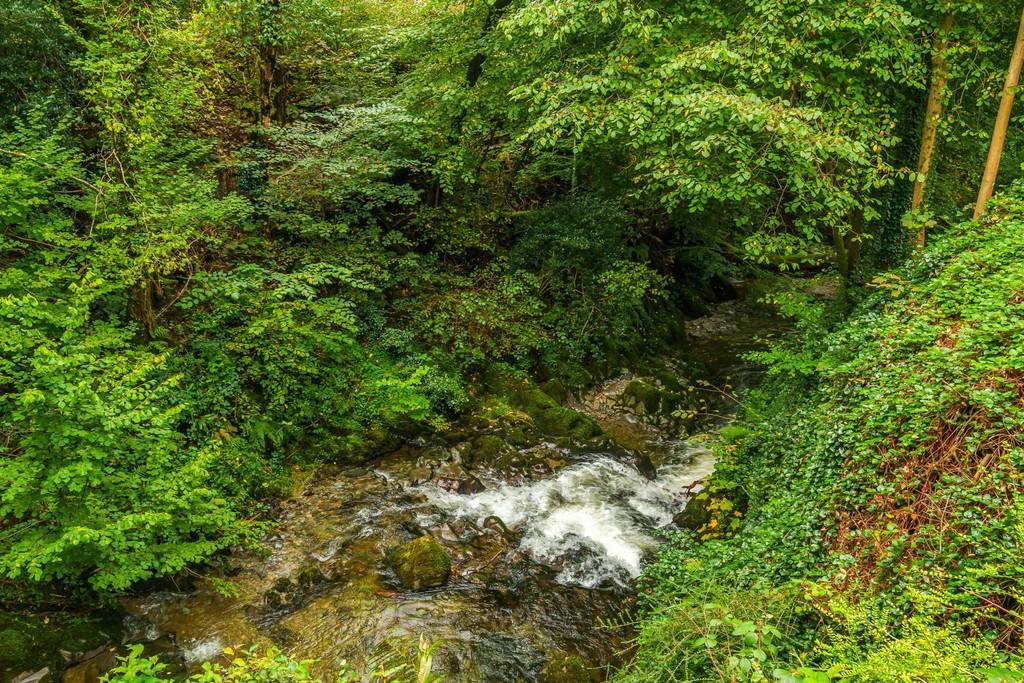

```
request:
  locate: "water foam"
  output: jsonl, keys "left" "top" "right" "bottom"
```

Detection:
{"left": 423, "top": 446, "right": 715, "bottom": 589}
{"left": 181, "top": 637, "right": 223, "bottom": 664}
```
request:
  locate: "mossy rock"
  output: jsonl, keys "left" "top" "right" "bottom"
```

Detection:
{"left": 485, "top": 370, "right": 602, "bottom": 441}
{"left": 469, "top": 434, "right": 511, "bottom": 466}
{"left": 532, "top": 405, "right": 602, "bottom": 441}
{"left": 503, "top": 426, "right": 531, "bottom": 447}
{"left": 539, "top": 379, "right": 568, "bottom": 402}
{"left": 297, "top": 565, "right": 327, "bottom": 588}
{"left": 387, "top": 536, "right": 452, "bottom": 591}
{"left": 0, "top": 612, "right": 117, "bottom": 680}
{"left": 673, "top": 493, "right": 711, "bottom": 531}
{"left": 0, "top": 627, "right": 30, "bottom": 661}
{"left": 653, "top": 369, "right": 685, "bottom": 392}
{"left": 621, "top": 380, "right": 671, "bottom": 416}
{"left": 539, "top": 654, "right": 592, "bottom": 683}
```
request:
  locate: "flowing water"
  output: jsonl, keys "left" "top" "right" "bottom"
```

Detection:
{"left": 423, "top": 449, "right": 716, "bottom": 590}
{"left": 8, "top": 299, "right": 784, "bottom": 682}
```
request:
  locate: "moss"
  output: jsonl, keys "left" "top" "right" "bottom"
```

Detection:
{"left": 297, "top": 566, "right": 326, "bottom": 588}
{"left": 0, "top": 612, "right": 117, "bottom": 677}
{"left": 718, "top": 424, "right": 751, "bottom": 445}
{"left": 484, "top": 368, "right": 602, "bottom": 441}
{"left": 387, "top": 536, "right": 452, "bottom": 591}
{"left": 0, "top": 627, "right": 30, "bottom": 662}
{"left": 673, "top": 493, "right": 711, "bottom": 532}
{"left": 539, "top": 379, "right": 567, "bottom": 402}
{"left": 539, "top": 654, "right": 591, "bottom": 683}
{"left": 532, "top": 405, "right": 602, "bottom": 440}
{"left": 621, "top": 379, "right": 684, "bottom": 418}
{"left": 469, "top": 434, "right": 510, "bottom": 465}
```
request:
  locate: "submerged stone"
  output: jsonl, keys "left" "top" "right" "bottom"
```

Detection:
{"left": 387, "top": 536, "right": 452, "bottom": 591}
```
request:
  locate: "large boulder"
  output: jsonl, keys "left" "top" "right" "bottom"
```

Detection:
{"left": 673, "top": 492, "right": 711, "bottom": 532}
{"left": 484, "top": 371, "right": 604, "bottom": 442}
{"left": 467, "top": 434, "right": 511, "bottom": 466}
{"left": 388, "top": 536, "right": 452, "bottom": 591}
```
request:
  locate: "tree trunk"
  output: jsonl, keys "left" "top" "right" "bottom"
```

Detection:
{"left": 975, "top": 7, "right": 1024, "bottom": 219}
{"left": 847, "top": 208, "right": 863, "bottom": 274}
{"left": 130, "top": 277, "right": 156, "bottom": 338}
{"left": 274, "top": 69, "right": 289, "bottom": 124}
{"left": 465, "top": 0, "right": 513, "bottom": 88}
{"left": 912, "top": 12, "right": 954, "bottom": 247}
{"left": 833, "top": 225, "right": 849, "bottom": 279}
{"left": 259, "top": 43, "right": 278, "bottom": 128}
{"left": 258, "top": 0, "right": 282, "bottom": 129}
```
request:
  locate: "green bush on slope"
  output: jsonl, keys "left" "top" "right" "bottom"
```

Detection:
{"left": 621, "top": 188, "right": 1024, "bottom": 681}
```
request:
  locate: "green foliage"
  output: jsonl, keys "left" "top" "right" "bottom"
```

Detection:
{"left": 104, "top": 640, "right": 444, "bottom": 683}
{"left": 618, "top": 582, "right": 817, "bottom": 683}
{"left": 1, "top": 0, "right": 1021, "bottom": 617}
{"left": 813, "top": 591, "right": 1024, "bottom": 682}
{"left": 0, "top": 1, "right": 76, "bottom": 120}
{"left": 0, "top": 114, "right": 253, "bottom": 590}
{"left": 624, "top": 185, "right": 1024, "bottom": 681}
{"left": 0, "top": 326, "right": 252, "bottom": 590}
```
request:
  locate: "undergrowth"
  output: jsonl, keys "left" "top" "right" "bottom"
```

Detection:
{"left": 619, "top": 186, "right": 1024, "bottom": 681}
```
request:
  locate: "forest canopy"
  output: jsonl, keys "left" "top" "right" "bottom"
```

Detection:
{"left": 2, "top": 2, "right": 1024, "bottom": 680}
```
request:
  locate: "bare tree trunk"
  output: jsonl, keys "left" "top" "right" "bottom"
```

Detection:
{"left": 912, "top": 12, "right": 954, "bottom": 247}
{"left": 975, "top": 8, "right": 1024, "bottom": 219}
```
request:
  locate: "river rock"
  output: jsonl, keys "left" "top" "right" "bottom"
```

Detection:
{"left": 61, "top": 647, "right": 117, "bottom": 683}
{"left": 297, "top": 565, "right": 327, "bottom": 587}
{"left": 388, "top": 536, "right": 452, "bottom": 590}
{"left": 485, "top": 371, "right": 603, "bottom": 442}
{"left": 673, "top": 493, "right": 711, "bottom": 531}
{"left": 13, "top": 669, "right": 52, "bottom": 683}
{"left": 538, "top": 653, "right": 592, "bottom": 683}
{"left": 432, "top": 461, "right": 484, "bottom": 493}
{"left": 532, "top": 404, "right": 603, "bottom": 441}
{"left": 0, "top": 627, "right": 30, "bottom": 660}
{"left": 481, "top": 553, "right": 531, "bottom": 608}
{"left": 469, "top": 434, "right": 511, "bottom": 466}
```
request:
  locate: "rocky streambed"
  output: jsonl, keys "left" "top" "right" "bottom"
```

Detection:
{"left": 2, "top": 299, "right": 785, "bottom": 683}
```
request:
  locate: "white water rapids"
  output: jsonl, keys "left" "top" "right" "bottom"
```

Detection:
{"left": 422, "top": 444, "right": 716, "bottom": 589}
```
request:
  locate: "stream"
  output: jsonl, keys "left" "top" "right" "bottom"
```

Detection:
{"left": 3, "top": 299, "right": 785, "bottom": 683}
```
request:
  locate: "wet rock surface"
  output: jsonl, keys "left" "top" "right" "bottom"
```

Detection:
{"left": 60, "top": 647, "right": 118, "bottom": 683}
{"left": 8, "top": 299, "right": 784, "bottom": 683}
{"left": 387, "top": 536, "right": 452, "bottom": 590}
{"left": 538, "top": 653, "right": 594, "bottom": 683}
{"left": 0, "top": 612, "right": 119, "bottom": 683}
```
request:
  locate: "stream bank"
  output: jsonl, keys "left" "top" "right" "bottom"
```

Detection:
{"left": 2, "top": 299, "right": 785, "bottom": 683}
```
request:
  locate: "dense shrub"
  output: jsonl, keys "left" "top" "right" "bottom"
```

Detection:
{"left": 621, "top": 186, "right": 1024, "bottom": 681}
